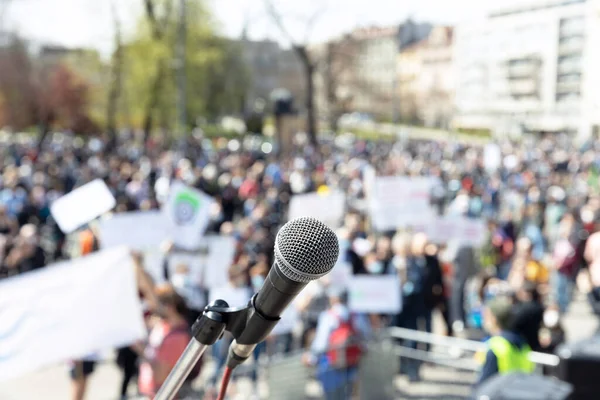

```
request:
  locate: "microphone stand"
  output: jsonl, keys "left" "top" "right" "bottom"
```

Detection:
{"left": 154, "top": 296, "right": 279, "bottom": 400}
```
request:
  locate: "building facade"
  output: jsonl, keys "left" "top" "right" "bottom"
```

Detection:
{"left": 240, "top": 38, "right": 305, "bottom": 115}
{"left": 454, "top": 0, "right": 600, "bottom": 140}
{"left": 398, "top": 26, "right": 454, "bottom": 128}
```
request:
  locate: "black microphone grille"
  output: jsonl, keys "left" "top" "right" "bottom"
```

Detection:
{"left": 274, "top": 217, "right": 340, "bottom": 283}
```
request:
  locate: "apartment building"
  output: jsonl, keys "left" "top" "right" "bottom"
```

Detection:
{"left": 454, "top": 0, "right": 600, "bottom": 140}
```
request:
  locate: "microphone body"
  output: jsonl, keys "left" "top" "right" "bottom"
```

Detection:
{"left": 226, "top": 217, "right": 339, "bottom": 368}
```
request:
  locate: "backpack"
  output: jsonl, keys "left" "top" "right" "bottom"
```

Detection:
{"left": 326, "top": 314, "right": 363, "bottom": 368}
{"left": 166, "top": 326, "right": 202, "bottom": 381}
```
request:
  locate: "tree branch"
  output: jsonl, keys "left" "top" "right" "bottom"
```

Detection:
{"left": 144, "top": 0, "right": 161, "bottom": 39}
{"left": 264, "top": 0, "right": 298, "bottom": 48}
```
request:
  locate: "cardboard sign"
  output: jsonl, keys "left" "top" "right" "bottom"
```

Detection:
{"left": 348, "top": 275, "right": 402, "bottom": 314}
{"left": 98, "top": 211, "right": 168, "bottom": 250}
{"left": 368, "top": 176, "right": 437, "bottom": 231}
{"left": 422, "top": 216, "right": 487, "bottom": 247}
{"left": 50, "top": 179, "right": 116, "bottom": 233}
{"left": 288, "top": 190, "right": 346, "bottom": 228}
{"left": 163, "top": 181, "right": 214, "bottom": 250}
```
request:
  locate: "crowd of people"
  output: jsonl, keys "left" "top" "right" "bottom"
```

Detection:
{"left": 2, "top": 129, "right": 600, "bottom": 398}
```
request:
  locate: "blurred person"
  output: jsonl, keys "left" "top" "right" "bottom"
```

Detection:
{"left": 395, "top": 233, "right": 427, "bottom": 381}
{"left": 539, "top": 305, "right": 566, "bottom": 354}
{"left": 450, "top": 240, "right": 479, "bottom": 335}
{"left": 68, "top": 225, "right": 100, "bottom": 400}
{"left": 303, "top": 288, "right": 370, "bottom": 400}
{"left": 508, "top": 237, "right": 549, "bottom": 290}
{"left": 117, "top": 251, "right": 160, "bottom": 399}
{"left": 551, "top": 213, "right": 581, "bottom": 313}
{"left": 136, "top": 284, "right": 197, "bottom": 399}
{"left": 3, "top": 224, "right": 45, "bottom": 277}
{"left": 0, "top": 204, "right": 18, "bottom": 235}
{"left": 584, "top": 217, "right": 600, "bottom": 313}
{"left": 412, "top": 233, "right": 444, "bottom": 337}
{"left": 297, "top": 277, "right": 332, "bottom": 348}
{"left": 206, "top": 264, "right": 252, "bottom": 396}
{"left": 476, "top": 296, "right": 534, "bottom": 387}
{"left": 521, "top": 203, "right": 546, "bottom": 261}
{"left": 511, "top": 282, "right": 544, "bottom": 352}
{"left": 491, "top": 219, "right": 516, "bottom": 280}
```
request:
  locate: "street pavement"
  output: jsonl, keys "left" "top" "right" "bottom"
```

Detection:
{"left": 1, "top": 293, "right": 597, "bottom": 400}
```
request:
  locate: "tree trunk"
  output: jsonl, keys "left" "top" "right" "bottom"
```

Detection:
{"left": 36, "top": 121, "right": 51, "bottom": 154}
{"left": 106, "top": 4, "right": 123, "bottom": 152}
{"left": 142, "top": 61, "right": 166, "bottom": 145}
{"left": 304, "top": 61, "right": 317, "bottom": 147}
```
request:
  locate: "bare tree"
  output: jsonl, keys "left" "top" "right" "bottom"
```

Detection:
{"left": 322, "top": 35, "right": 359, "bottom": 131}
{"left": 142, "top": 0, "right": 173, "bottom": 144}
{"left": 264, "top": 0, "right": 321, "bottom": 148}
{"left": 106, "top": 1, "right": 123, "bottom": 150}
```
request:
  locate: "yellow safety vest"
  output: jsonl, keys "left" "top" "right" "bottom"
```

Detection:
{"left": 488, "top": 336, "right": 535, "bottom": 374}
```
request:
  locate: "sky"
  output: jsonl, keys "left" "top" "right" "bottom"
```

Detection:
{"left": 0, "top": 0, "right": 526, "bottom": 56}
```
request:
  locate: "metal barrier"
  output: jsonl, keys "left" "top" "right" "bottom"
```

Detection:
{"left": 388, "top": 326, "right": 560, "bottom": 368}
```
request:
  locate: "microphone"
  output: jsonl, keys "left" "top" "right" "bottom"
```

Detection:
{"left": 226, "top": 216, "right": 339, "bottom": 369}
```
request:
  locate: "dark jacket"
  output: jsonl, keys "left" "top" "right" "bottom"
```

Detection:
{"left": 511, "top": 300, "right": 544, "bottom": 352}
{"left": 422, "top": 255, "right": 445, "bottom": 310}
{"left": 476, "top": 331, "right": 529, "bottom": 386}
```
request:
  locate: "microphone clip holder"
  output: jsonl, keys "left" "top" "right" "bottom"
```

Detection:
{"left": 155, "top": 295, "right": 280, "bottom": 400}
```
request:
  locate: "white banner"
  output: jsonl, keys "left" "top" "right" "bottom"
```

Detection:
{"left": 348, "top": 275, "right": 402, "bottom": 314}
{"left": 50, "top": 179, "right": 116, "bottom": 234}
{"left": 412, "top": 216, "right": 487, "bottom": 247}
{"left": 368, "top": 176, "right": 437, "bottom": 231}
{"left": 98, "top": 211, "right": 169, "bottom": 250}
{"left": 0, "top": 247, "right": 146, "bottom": 383}
{"left": 164, "top": 181, "right": 214, "bottom": 250}
{"left": 288, "top": 190, "right": 346, "bottom": 228}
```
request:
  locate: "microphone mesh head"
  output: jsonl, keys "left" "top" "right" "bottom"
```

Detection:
{"left": 275, "top": 217, "right": 339, "bottom": 283}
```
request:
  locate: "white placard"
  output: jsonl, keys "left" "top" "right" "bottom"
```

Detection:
{"left": 204, "top": 236, "right": 236, "bottom": 289}
{"left": 348, "top": 275, "right": 402, "bottom": 314}
{"left": 98, "top": 211, "right": 169, "bottom": 250}
{"left": 288, "top": 190, "right": 346, "bottom": 228}
{"left": 164, "top": 181, "right": 214, "bottom": 250}
{"left": 209, "top": 286, "right": 252, "bottom": 309}
{"left": 417, "top": 216, "right": 486, "bottom": 247}
{"left": 50, "top": 179, "right": 116, "bottom": 234}
{"left": 0, "top": 247, "right": 146, "bottom": 383}
{"left": 484, "top": 144, "right": 502, "bottom": 172}
{"left": 368, "top": 176, "right": 437, "bottom": 231}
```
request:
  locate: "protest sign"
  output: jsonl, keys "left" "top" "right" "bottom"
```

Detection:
{"left": 209, "top": 286, "right": 253, "bottom": 309}
{"left": 164, "top": 181, "right": 214, "bottom": 250}
{"left": 484, "top": 144, "right": 502, "bottom": 172}
{"left": 98, "top": 211, "right": 168, "bottom": 250}
{"left": 422, "top": 216, "right": 487, "bottom": 247}
{"left": 368, "top": 176, "right": 437, "bottom": 231}
{"left": 288, "top": 190, "right": 346, "bottom": 228}
{"left": 204, "top": 235, "right": 236, "bottom": 289}
{"left": 50, "top": 179, "right": 116, "bottom": 234}
{"left": 348, "top": 275, "right": 402, "bottom": 314}
{"left": 0, "top": 247, "right": 146, "bottom": 383}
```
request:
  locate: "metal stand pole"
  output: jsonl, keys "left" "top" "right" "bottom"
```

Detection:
{"left": 154, "top": 339, "right": 212, "bottom": 400}
{"left": 154, "top": 301, "right": 229, "bottom": 400}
